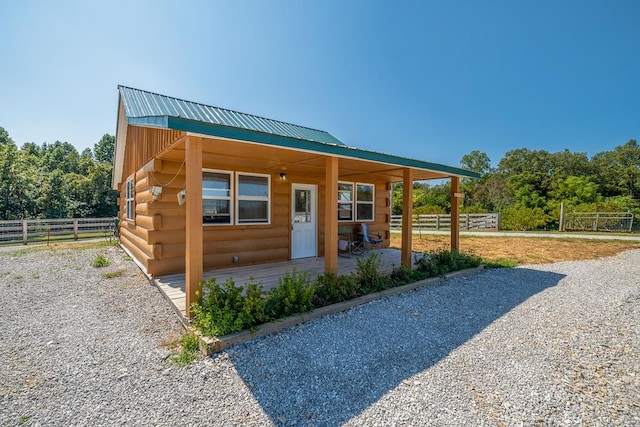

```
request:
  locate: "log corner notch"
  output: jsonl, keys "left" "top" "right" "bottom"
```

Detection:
{"left": 450, "top": 176, "right": 461, "bottom": 252}
{"left": 185, "top": 135, "right": 203, "bottom": 317}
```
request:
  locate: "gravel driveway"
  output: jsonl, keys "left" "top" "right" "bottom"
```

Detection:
{"left": 1, "top": 243, "right": 639, "bottom": 426}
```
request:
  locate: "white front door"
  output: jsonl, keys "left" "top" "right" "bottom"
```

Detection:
{"left": 291, "top": 184, "right": 317, "bottom": 259}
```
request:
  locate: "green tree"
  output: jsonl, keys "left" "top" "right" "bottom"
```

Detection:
{"left": 94, "top": 134, "right": 115, "bottom": 164}
{"left": 0, "top": 141, "right": 18, "bottom": 219}
{"left": 40, "top": 141, "right": 81, "bottom": 174}
{"left": 592, "top": 140, "right": 640, "bottom": 198}
{"left": 549, "top": 176, "right": 601, "bottom": 206}
{"left": 460, "top": 150, "right": 491, "bottom": 210}
{"left": 37, "top": 169, "right": 68, "bottom": 218}
{"left": 460, "top": 150, "right": 492, "bottom": 174}
{"left": 0, "top": 126, "right": 13, "bottom": 146}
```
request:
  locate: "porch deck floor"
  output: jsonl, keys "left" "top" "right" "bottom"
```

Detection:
{"left": 154, "top": 248, "right": 418, "bottom": 318}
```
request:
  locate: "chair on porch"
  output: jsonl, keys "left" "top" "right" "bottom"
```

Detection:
{"left": 359, "top": 223, "right": 383, "bottom": 252}
{"left": 338, "top": 226, "right": 364, "bottom": 258}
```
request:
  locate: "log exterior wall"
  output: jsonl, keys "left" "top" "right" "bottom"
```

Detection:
{"left": 117, "top": 129, "right": 392, "bottom": 276}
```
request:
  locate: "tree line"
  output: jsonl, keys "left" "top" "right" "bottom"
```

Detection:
{"left": 393, "top": 139, "right": 640, "bottom": 230}
{"left": 0, "top": 126, "right": 118, "bottom": 220}
{"left": 1, "top": 124, "right": 638, "bottom": 230}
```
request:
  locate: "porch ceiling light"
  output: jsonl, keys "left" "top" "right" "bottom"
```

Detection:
{"left": 280, "top": 172, "right": 287, "bottom": 181}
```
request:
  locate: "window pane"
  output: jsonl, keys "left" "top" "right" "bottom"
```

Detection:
{"left": 356, "top": 184, "right": 373, "bottom": 202}
{"left": 127, "top": 200, "right": 134, "bottom": 220}
{"left": 338, "top": 202, "right": 353, "bottom": 221}
{"left": 356, "top": 204, "right": 373, "bottom": 221}
{"left": 238, "top": 200, "right": 268, "bottom": 223}
{"left": 338, "top": 191, "right": 352, "bottom": 201}
{"left": 238, "top": 175, "right": 268, "bottom": 197}
{"left": 203, "top": 199, "right": 230, "bottom": 224}
{"left": 203, "top": 172, "right": 231, "bottom": 198}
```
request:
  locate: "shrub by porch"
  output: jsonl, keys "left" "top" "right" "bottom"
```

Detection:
{"left": 191, "top": 250, "right": 482, "bottom": 341}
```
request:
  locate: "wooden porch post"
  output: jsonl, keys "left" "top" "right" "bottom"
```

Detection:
{"left": 185, "top": 135, "right": 203, "bottom": 317}
{"left": 324, "top": 156, "right": 338, "bottom": 274}
{"left": 450, "top": 176, "right": 460, "bottom": 252}
{"left": 401, "top": 168, "right": 414, "bottom": 268}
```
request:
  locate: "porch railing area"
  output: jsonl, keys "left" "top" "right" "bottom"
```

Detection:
{"left": 0, "top": 217, "right": 116, "bottom": 245}
{"left": 390, "top": 213, "right": 500, "bottom": 231}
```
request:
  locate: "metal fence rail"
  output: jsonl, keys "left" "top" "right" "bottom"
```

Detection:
{"left": 562, "top": 211, "right": 634, "bottom": 233}
{"left": 390, "top": 213, "right": 500, "bottom": 231}
{"left": 0, "top": 217, "right": 116, "bottom": 245}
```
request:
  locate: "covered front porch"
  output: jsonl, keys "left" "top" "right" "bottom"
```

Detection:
{"left": 155, "top": 248, "right": 419, "bottom": 318}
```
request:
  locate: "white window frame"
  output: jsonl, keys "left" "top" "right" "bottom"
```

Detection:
{"left": 236, "top": 172, "right": 271, "bottom": 225}
{"left": 125, "top": 177, "right": 135, "bottom": 221}
{"left": 338, "top": 181, "right": 375, "bottom": 222}
{"left": 355, "top": 182, "right": 375, "bottom": 222}
{"left": 338, "top": 181, "right": 355, "bottom": 222}
{"left": 202, "top": 169, "right": 233, "bottom": 226}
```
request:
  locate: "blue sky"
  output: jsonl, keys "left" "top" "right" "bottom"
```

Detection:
{"left": 1, "top": 0, "right": 638, "bottom": 168}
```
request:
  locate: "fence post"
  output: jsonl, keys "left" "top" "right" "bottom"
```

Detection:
{"left": 436, "top": 214, "right": 440, "bottom": 230}
{"left": 465, "top": 214, "right": 470, "bottom": 230}
{"left": 22, "top": 220, "right": 28, "bottom": 244}
{"left": 559, "top": 203, "right": 565, "bottom": 232}
{"left": 73, "top": 219, "right": 79, "bottom": 240}
{"left": 629, "top": 212, "right": 634, "bottom": 232}
{"left": 594, "top": 212, "right": 599, "bottom": 232}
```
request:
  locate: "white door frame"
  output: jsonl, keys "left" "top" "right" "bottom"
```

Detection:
{"left": 291, "top": 183, "right": 317, "bottom": 259}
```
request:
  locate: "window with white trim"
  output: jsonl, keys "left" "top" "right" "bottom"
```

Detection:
{"left": 356, "top": 183, "right": 375, "bottom": 221}
{"left": 338, "top": 182, "right": 354, "bottom": 221}
{"left": 236, "top": 173, "right": 270, "bottom": 224}
{"left": 338, "top": 182, "right": 374, "bottom": 222}
{"left": 125, "top": 178, "right": 135, "bottom": 221}
{"left": 202, "top": 170, "right": 271, "bottom": 225}
{"left": 203, "top": 170, "right": 232, "bottom": 225}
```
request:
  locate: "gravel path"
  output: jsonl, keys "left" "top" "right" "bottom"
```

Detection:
{"left": 1, "top": 243, "right": 639, "bottom": 426}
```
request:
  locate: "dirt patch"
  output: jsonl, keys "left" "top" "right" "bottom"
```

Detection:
{"left": 390, "top": 235, "right": 640, "bottom": 265}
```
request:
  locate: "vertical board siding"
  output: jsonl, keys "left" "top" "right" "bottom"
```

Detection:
{"left": 121, "top": 126, "right": 184, "bottom": 181}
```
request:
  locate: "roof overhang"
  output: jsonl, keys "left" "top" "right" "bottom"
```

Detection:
{"left": 156, "top": 115, "right": 480, "bottom": 180}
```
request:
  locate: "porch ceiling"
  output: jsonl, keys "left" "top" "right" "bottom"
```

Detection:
{"left": 159, "top": 135, "right": 452, "bottom": 182}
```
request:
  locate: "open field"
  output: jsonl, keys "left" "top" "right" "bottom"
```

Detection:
{"left": 391, "top": 234, "right": 640, "bottom": 265}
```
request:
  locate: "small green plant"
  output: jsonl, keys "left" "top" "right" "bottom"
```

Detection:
{"left": 191, "top": 278, "right": 267, "bottom": 337}
{"left": 265, "top": 269, "right": 315, "bottom": 318}
{"left": 415, "top": 249, "right": 482, "bottom": 276}
{"left": 389, "top": 265, "right": 427, "bottom": 286}
{"left": 314, "top": 272, "right": 358, "bottom": 306}
{"left": 170, "top": 333, "right": 199, "bottom": 367}
{"left": 353, "top": 252, "right": 386, "bottom": 294}
{"left": 92, "top": 253, "right": 110, "bottom": 268}
{"left": 18, "top": 414, "right": 33, "bottom": 425}
{"left": 103, "top": 268, "right": 127, "bottom": 279}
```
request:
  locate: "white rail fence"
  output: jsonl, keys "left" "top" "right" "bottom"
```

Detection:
{"left": 390, "top": 213, "right": 500, "bottom": 231}
{"left": 0, "top": 218, "right": 116, "bottom": 245}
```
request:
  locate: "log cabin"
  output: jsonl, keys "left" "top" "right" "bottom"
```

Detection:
{"left": 112, "top": 86, "right": 480, "bottom": 315}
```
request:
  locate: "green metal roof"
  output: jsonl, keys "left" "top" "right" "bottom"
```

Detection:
{"left": 117, "top": 86, "right": 480, "bottom": 179}
{"left": 118, "top": 86, "right": 344, "bottom": 146}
